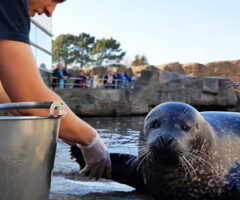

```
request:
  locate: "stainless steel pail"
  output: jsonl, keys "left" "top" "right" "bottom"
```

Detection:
{"left": 0, "top": 102, "right": 65, "bottom": 200}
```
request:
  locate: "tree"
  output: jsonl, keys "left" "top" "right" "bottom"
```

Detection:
{"left": 53, "top": 34, "right": 126, "bottom": 68}
{"left": 52, "top": 34, "right": 75, "bottom": 69}
{"left": 71, "top": 33, "right": 95, "bottom": 68}
{"left": 131, "top": 55, "right": 148, "bottom": 66}
{"left": 91, "top": 38, "right": 126, "bottom": 66}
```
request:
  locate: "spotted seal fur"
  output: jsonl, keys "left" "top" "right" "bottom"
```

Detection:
{"left": 71, "top": 102, "right": 240, "bottom": 199}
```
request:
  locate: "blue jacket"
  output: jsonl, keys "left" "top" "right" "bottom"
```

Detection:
{"left": 52, "top": 68, "right": 69, "bottom": 88}
{"left": 116, "top": 73, "right": 131, "bottom": 88}
{"left": 116, "top": 73, "right": 131, "bottom": 81}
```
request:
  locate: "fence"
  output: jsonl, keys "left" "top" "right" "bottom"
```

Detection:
{"left": 51, "top": 77, "right": 132, "bottom": 89}
{"left": 39, "top": 68, "right": 52, "bottom": 87}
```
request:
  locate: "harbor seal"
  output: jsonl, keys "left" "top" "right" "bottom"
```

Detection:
{"left": 71, "top": 102, "right": 240, "bottom": 199}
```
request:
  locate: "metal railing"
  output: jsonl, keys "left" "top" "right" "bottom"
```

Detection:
{"left": 51, "top": 77, "right": 132, "bottom": 89}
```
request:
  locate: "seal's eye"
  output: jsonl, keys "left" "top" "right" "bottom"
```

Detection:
{"left": 181, "top": 125, "right": 191, "bottom": 131}
{"left": 150, "top": 120, "right": 161, "bottom": 129}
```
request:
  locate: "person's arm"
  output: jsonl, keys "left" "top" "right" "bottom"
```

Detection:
{"left": 113, "top": 75, "right": 116, "bottom": 88}
{"left": 63, "top": 69, "right": 70, "bottom": 79}
{"left": 0, "top": 39, "right": 94, "bottom": 144}
{"left": 103, "top": 76, "right": 107, "bottom": 85}
{"left": 53, "top": 69, "right": 61, "bottom": 78}
{"left": 0, "top": 39, "right": 111, "bottom": 178}
{"left": 124, "top": 73, "right": 131, "bottom": 82}
{"left": 116, "top": 73, "right": 121, "bottom": 80}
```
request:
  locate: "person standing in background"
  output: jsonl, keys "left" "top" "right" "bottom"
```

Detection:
{"left": 74, "top": 70, "right": 87, "bottom": 88}
{"left": 104, "top": 68, "right": 116, "bottom": 89}
{"left": 116, "top": 67, "right": 131, "bottom": 88}
{"left": 52, "top": 63, "right": 69, "bottom": 88}
{"left": 86, "top": 70, "right": 96, "bottom": 88}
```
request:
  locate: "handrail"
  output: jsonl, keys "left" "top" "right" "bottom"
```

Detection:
{"left": 51, "top": 77, "right": 132, "bottom": 89}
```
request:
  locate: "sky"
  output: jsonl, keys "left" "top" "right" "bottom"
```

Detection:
{"left": 53, "top": 0, "right": 240, "bottom": 66}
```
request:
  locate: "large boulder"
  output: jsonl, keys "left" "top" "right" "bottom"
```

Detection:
{"left": 158, "top": 62, "right": 184, "bottom": 74}
{"left": 54, "top": 68, "right": 238, "bottom": 116}
{"left": 182, "top": 63, "right": 206, "bottom": 76}
{"left": 131, "top": 65, "right": 159, "bottom": 77}
{"left": 128, "top": 70, "right": 237, "bottom": 114}
{"left": 158, "top": 59, "right": 240, "bottom": 83}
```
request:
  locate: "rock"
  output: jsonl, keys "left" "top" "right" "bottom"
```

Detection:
{"left": 235, "top": 92, "right": 240, "bottom": 112}
{"left": 129, "top": 71, "right": 237, "bottom": 114}
{"left": 158, "top": 62, "right": 183, "bottom": 74}
{"left": 158, "top": 59, "right": 240, "bottom": 83}
{"left": 182, "top": 63, "right": 206, "bottom": 76}
{"left": 133, "top": 68, "right": 186, "bottom": 89}
{"left": 131, "top": 65, "right": 159, "bottom": 77}
{"left": 67, "top": 59, "right": 240, "bottom": 83}
{"left": 54, "top": 68, "right": 238, "bottom": 116}
{"left": 55, "top": 88, "right": 131, "bottom": 116}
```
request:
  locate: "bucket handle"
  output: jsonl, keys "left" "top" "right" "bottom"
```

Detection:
{"left": 0, "top": 102, "right": 66, "bottom": 117}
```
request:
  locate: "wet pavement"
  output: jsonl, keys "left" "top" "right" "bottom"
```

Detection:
{"left": 50, "top": 117, "right": 155, "bottom": 200}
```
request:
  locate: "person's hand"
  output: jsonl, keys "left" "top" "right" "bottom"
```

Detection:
{"left": 76, "top": 132, "right": 111, "bottom": 180}
{"left": 63, "top": 76, "right": 68, "bottom": 80}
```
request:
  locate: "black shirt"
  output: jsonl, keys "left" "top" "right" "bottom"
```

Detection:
{"left": 0, "top": 0, "right": 30, "bottom": 44}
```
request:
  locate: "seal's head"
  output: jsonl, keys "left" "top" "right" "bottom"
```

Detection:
{"left": 139, "top": 102, "right": 215, "bottom": 168}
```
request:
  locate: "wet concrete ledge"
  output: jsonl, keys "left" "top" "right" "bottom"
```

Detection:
{"left": 50, "top": 191, "right": 156, "bottom": 200}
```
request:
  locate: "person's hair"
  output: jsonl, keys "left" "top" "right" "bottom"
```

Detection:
{"left": 54, "top": 0, "right": 66, "bottom": 3}
{"left": 57, "top": 63, "right": 64, "bottom": 68}
{"left": 88, "top": 70, "right": 94, "bottom": 76}
{"left": 107, "top": 67, "right": 113, "bottom": 72}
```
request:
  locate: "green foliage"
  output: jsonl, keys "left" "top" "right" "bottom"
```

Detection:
{"left": 53, "top": 33, "right": 126, "bottom": 68}
{"left": 52, "top": 34, "right": 75, "bottom": 69}
{"left": 91, "top": 38, "right": 126, "bottom": 66}
{"left": 131, "top": 55, "right": 148, "bottom": 66}
{"left": 71, "top": 33, "right": 95, "bottom": 67}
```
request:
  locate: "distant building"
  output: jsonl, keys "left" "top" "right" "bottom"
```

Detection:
{"left": 30, "top": 15, "right": 53, "bottom": 87}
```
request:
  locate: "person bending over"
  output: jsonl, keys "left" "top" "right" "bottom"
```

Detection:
{"left": 0, "top": 0, "right": 111, "bottom": 180}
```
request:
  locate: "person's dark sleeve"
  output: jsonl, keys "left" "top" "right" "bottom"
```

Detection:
{"left": 63, "top": 69, "right": 70, "bottom": 77}
{"left": 53, "top": 69, "right": 61, "bottom": 78}
{"left": 125, "top": 73, "right": 132, "bottom": 82}
{"left": 0, "top": 0, "right": 30, "bottom": 44}
{"left": 112, "top": 75, "right": 116, "bottom": 88}
{"left": 103, "top": 76, "right": 107, "bottom": 85}
{"left": 74, "top": 77, "right": 80, "bottom": 88}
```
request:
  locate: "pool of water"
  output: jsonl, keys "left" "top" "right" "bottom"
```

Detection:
{"left": 50, "top": 117, "right": 155, "bottom": 200}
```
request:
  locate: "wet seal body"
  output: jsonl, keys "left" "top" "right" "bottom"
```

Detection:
{"left": 71, "top": 102, "right": 240, "bottom": 199}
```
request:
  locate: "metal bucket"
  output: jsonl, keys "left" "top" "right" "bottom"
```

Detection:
{"left": 0, "top": 102, "right": 65, "bottom": 200}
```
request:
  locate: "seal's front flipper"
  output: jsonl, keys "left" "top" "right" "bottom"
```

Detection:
{"left": 70, "top": 146, "right": 145, "bottom": 190}
{"left": 109, "top": 153, "right": 145, "bottom": 190}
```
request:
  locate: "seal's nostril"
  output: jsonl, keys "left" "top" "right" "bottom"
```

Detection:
{"left": 158, "top": 136, "right": 174, "bottom": 146}
{"left": 160, "top": 136, "right": 165, "bottom": 145}
{"left": 167, "top": 138, "right": 174, "bottom": 145}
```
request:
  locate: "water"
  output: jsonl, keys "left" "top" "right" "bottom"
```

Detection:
{"left": 50, "top": 117, "right": 155, "bottom": 200}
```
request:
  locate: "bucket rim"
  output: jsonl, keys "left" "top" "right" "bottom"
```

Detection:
{"left": 0, "top": 116, "right": 60, "bottom": 120}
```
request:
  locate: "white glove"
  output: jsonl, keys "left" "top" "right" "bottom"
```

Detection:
{"left": 77, "top": 132, "right": 111, "bottom": 180}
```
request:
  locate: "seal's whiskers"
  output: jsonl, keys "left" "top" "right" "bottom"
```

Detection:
{"left": 191, "top": 149, "right": 211, "bottom": 160}
{"left": 182, "top": 155, "right": 197, "bottom": 178}
{"left": 137, "top": 151, "right": 150, "bottom": 171}
{"left": 180, "top": 157, "right": 190, "bottom": 180}
{"left": 188, "top": 151, "right": 214, "bottom": 170}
